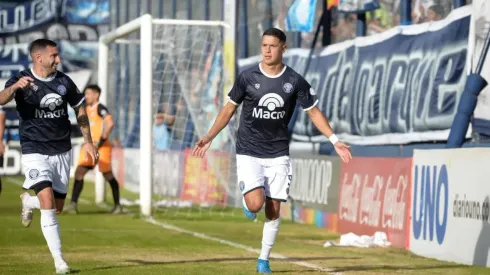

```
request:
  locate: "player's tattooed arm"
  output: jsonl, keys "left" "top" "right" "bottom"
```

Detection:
{"left": 74, "top": 102, "right": 93, "bottom": 144}
{"left": 0, "top": 86, "right": 17, "bottom": 105}
{"left": 0, "top": 76, "right": 34, "bottom": 105}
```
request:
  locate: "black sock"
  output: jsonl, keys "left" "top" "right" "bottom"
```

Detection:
{"left": 71, "top": 179, "right": 84, "bottom": 204}
{"left": 0, "top": 177, "right": 2, "bottom": 194}
{"left": 108, "top": 178, "right": 120, "bottom": 205}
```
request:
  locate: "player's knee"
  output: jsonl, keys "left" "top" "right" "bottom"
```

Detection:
{"left": 32, "top": 181, "right": 52, "bottom": 195}
{"left": 264, "top": 199, "right": 281, "bottom": 220}
{"left": 33, "top": 181, "right": 55, "bottom": 209}
{"left": 244, "top": 194, "right": 264, "bottom": 213}
{"left": 265, "top": 210, "right": 280, "bottom": 220}
{"left": 247, "top": 200, "right": 263, "bottom": 213}
{"left": 102, "top": 171, "right": 114, "bottom": 181}
{"left": 75, "top": 166, "right": 88, "bottom": 180}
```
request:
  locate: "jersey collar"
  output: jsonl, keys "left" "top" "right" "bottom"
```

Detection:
{"left": 259, "top": 63, "right": 287, "bottom": 78}
{"left": 30, "top": 68, "right": 57, "bottom": 82}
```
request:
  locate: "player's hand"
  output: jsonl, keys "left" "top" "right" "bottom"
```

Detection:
{"left": 14, "top": 76, "right": 34, "bottom": 90}
{"left": 192, "top": 135, "right": 212, "bottom": 158}
{"left": 82, "top": 142, "right": 99, "bottom": 164}
{"left": 334, "top": 141, "right": 352, "bottom": 163}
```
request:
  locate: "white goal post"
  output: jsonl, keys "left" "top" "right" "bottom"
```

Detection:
{"left": 97, "top": 14, "right": 231, "bottom": 216}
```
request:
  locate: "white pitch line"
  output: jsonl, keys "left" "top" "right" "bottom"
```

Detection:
{"left": 6, "top": 177, "right": 340, "bottom": 274}
{"left": 144, "top": 216, "right": 341, "bottom": 274}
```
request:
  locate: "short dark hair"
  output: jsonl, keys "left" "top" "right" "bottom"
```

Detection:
{"left": 429, "top": 5, "right": 445, "bottom": 17}
{"left": 29, "top": 39, "right": 57, "bottom": 54}
{"left": 262, "top": 28, "right": 287, "bottom": 43}
{"left": 85, "top": 84, "right": 102, "bottom": 94}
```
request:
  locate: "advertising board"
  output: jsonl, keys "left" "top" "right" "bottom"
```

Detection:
{"left": 410, "top": 148, "right": 490, "bottom": 267}
{"left": 338, "top": 157, "right": 412, "bottom": 248}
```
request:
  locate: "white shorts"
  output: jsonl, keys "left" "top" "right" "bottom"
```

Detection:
{"left": 236, "top": 154, "right": 292, "bottom": 202}
{"left": 21, "top": 151, "right": 71, "bottom": 194}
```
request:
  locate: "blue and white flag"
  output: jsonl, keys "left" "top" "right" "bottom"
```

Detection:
{"left": 338, "top": 0, "right": 380, "bottom": 13}
{"left": 285, "top": 0, "right": 318, "bottom": 33}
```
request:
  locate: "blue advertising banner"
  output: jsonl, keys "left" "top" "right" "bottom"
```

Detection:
{"left": 0, "top": 0, "right": 110, "bottom": 78}
{"left": 239, "top": 6, "right": 471, "bottom": 145}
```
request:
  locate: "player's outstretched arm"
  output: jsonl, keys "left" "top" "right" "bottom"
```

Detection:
{"left": 192, "top": 102, "right": 237, "bottom": 158}
{"left": 307, "top": 106, "right": 352, "bottom": 163}
{"left": 74, "top": 103, "right": 99, "bottom": 164}
{"left": 0, "top": 76, "right": 34, "bottom": 105}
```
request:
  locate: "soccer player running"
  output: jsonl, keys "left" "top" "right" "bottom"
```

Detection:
{"left": 192, "top": 28, "right": 352, "bottom": 273}
{"left": 64, "top": 84, "right": 122, "bottom": 214}
{"left": 0, "top": 39, "right": 98, "bottom": 274}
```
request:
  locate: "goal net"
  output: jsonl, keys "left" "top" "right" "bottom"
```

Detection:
{"left": 98, "top": 15, "right": 242, "bottom": 216}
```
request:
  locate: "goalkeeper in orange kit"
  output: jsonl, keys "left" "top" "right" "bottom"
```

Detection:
{"left": 64, "top": 84, "right": 122, "bottom": 214}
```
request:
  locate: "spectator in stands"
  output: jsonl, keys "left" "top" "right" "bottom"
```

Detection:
{"left": 153, "top": 103, "right": 174, "bottom": 151}
{"left": 331, "top": 8, "right": 356, "bottom": 43}
{"left": 427, "top": 4, "right": 445, "bottom": 21}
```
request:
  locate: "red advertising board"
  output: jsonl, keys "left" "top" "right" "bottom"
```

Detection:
{"left": 181, "top": 149, "right": 229, "bottom": 205}
{"left": 338, "top": 157, "right": 412, "bottom": 249}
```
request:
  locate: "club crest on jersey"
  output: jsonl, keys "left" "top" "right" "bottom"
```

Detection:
{"left": 252, "top": 93, "right": 285, "bottom": 120}
{"left": 283, "top": 82, "right": 293, "bottom": 93}
{"left": 57, "top": 85, "right": 67, "bottom": 95}
{"left": 254, "top": 83, "right": 260, "bottom": 90}
{"left": 31, "top": 84, "right": 38, "bottom": 91}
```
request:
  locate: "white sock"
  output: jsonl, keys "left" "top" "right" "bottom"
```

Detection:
{"left": 26, "top": 196, "right": 40, "bottom": 209}
{"left": 40, "top": 209, "right": 63, "bottom": 262}
{"left": 259, "top": 218, "right": 280, "bottom": 260}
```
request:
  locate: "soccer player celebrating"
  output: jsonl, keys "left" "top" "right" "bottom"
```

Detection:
{"left": 192, "top": 28, "right": 352, "bottom": 273}
{"left": 64, "top": 84, "right": 122, "bottom": 214}
{"left": 0, "top": 39, "right": 98, "bottom": 274}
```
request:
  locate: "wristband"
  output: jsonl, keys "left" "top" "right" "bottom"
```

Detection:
{"left": 97, "top": 138, "right": 107, "bottom": 148}
{"left": 329, "top": 134, "right": 339, "bottom": 145}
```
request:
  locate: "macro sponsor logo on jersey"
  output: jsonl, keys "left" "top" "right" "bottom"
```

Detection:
{"left": 412, "top": 164, "right": 449, "bottom": 245}
{"left": 35, "top": 93, "right": 66, "bottom": 118}
{"left": 253, "top": 93, "right": 285, "bottom": 119}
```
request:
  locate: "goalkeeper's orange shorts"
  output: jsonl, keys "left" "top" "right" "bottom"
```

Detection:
{"left": 77, "top": 144, "right": 112, "bottom": 173}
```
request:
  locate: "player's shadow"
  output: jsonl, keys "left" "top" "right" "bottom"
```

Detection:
{"left": 69, "top": 210, "right": 111, "bottom": 215}
{"left": 82, "top": 256, "right": 360, "bottom": 273}
{"left": 125, "top": 256, "right": 359, "bottom": 266}
{"left": 331, "top": 263, "right": 464, "bottom": 273}
{"left": 123, "top": 257, "right": 360, "bottom": 273}
{"left": 76, "top": 257, "right": 360, "bottom": 273}
{"left": 473, "top": 196, "right": 490, "bottom": 267}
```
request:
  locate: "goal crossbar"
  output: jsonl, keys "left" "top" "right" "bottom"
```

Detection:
{"left": 97, "top": 14, "right": 230, "bottom": 217}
